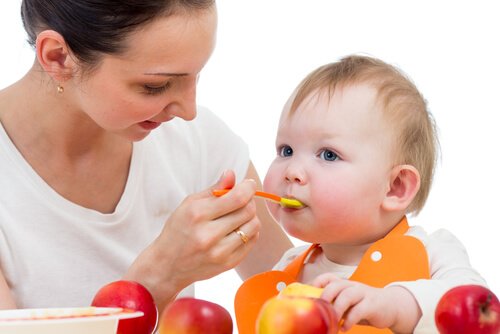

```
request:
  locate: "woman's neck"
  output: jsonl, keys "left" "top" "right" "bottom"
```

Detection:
{"left": 1, "top": 64, "right": 118, "bottom": 158}
{"left": 0, "top": 64, "right": 133, "bottom": 213}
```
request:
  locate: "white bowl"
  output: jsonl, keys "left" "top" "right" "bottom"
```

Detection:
{"left": 0, "top": 306, "right": 143, "bottom": 334}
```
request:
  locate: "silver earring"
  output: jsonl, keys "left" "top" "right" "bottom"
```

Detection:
{"left": 57, "top": 84, "right": 64, "bottom": 94}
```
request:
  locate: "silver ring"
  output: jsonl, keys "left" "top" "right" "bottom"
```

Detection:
{"left": 235, "top": 229, "right": 249, "bottom": 244}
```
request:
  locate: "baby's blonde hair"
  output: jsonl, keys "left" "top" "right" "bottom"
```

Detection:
{"left": 289, "top": 55, "right": 438, "bottom": 214}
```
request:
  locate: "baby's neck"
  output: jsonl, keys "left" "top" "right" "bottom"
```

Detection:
{"left": 319, "top": 242, "right": 372, "bottom": 266}
{"left": 319, "top": 216, "right": 407, "bottom": 265}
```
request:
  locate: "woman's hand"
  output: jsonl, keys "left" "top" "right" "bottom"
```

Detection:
{"left": 125, "top": 170, "right": 261, "bottom": 311}
{"left": 312, "top": 273, "right": 421, "bottom": 333}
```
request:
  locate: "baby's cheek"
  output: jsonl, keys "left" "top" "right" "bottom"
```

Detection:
{"left": 311, "top": 187, "right": 354, "bottom": 222}
{"left": 266, "top": 202, "right": 280, "bottom": 223}
{"left": 312, "top": 187, "right": 340, "bottom": 209}
{"left": 262, "top": 173, "right": 273, "bottom": 193}
{"left": 263, "top": 164, "right": 279, "bottom": 190}
{"left": 262, "top": 169, "right": 282, "bottom": 221}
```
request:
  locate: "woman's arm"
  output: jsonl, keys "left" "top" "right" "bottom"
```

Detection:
{"left": 235, "top": 162, "right": 293, "bottom": 279}
{"left": 0, "top": 269, "right": 16, "bottom": 309}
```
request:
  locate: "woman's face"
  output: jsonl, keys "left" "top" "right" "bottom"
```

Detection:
{"left": 71, "top": 8, "right": 217, "bottom": 141}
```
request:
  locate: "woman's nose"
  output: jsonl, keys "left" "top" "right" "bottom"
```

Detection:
{"left": 165, "top": 77, "right": 197, "bottom": 120}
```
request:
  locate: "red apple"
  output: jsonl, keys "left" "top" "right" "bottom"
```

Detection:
{"left": 159, "top": 297, "right": 233, "bottom": 334}
{"left": 256, "top": 296, "right": 339, "bottom": 334}
{"left": 91, "top": 280, "right": 158, "bottom": 334}
{"left": 435, "top": 284, "right": 500, "bottom": 334}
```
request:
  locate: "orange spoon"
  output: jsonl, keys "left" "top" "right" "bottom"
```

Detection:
{"left": 212, "top": 189, "right": 304, "bottom": 208}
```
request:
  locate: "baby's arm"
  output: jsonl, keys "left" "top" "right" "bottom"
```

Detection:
{"left": 314, "top": 274, "right": 421, "bottom": 333}
{"left": 387, "top": 228, "right": 487, "bottom": 332}
{"left": 313, "top": 229, "right": 486, "bottom": 333}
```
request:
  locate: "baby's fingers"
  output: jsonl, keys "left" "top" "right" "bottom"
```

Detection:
{"left": 330, "top": 286, "right": 365, "bottom": 326}
{"left": 311, "top": 273, "right": 339, "bottom": 288}
{"left": 320, "top": 279, "right": 354, "bottom": 303}
{"left": 339, "top": 298, "right": 372, "bottom": 331}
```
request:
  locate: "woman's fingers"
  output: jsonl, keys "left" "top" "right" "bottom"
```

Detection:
{"left": 174, "top": 177, "right": 256, "bottom": 234}
{"left": 213, "top": 169, "right": 236, "bottom": 193}
{"left": 217, "top": 220, "right": 260, "bottom": 268}
{"left": 151, "top": 171, "right": 262, "bottom": 292}
{"left": 204, "top": 213, "right": 261, "bottom": 268}
{"left": 209, "top": 178, "right": 257, "bottom": 221}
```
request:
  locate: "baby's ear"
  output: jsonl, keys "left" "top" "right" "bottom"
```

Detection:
{"left": 382, "top": 164, "right": 420, "bottom": 212}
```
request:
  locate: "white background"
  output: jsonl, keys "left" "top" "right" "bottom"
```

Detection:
{"left": 1, "top": 0, "right": 499, "bottom": 326}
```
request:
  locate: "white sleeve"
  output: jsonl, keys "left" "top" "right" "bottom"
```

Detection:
{"left": 387, "top": 229, "right": 487, "bottom": 333}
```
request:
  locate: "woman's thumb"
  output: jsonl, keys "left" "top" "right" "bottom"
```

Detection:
{"left": 215, "top": 169, "right": 236, "bottom": 191}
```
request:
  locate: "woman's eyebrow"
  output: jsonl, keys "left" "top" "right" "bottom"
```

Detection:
{"left": 143, "top": 72, "right": 189, "bottom": 77}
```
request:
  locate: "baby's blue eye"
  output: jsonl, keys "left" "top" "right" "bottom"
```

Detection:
{"left": 279, "top": 145, "right": 293, "bottom": 157}
{"left": 320, "top": 149, "right": 338, "bottom": 161}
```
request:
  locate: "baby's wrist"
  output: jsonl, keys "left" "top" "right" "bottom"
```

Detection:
{"left": 384, "top": 286, "right": 421, "bottom": 333}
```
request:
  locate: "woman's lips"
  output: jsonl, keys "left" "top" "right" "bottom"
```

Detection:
{"left": 139, "top": 120, "right": 161, "bottom": 130}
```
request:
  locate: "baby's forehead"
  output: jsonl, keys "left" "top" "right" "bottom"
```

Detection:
{"left": 284, "top": 83, "right": 382, "bottom": 117}
{"left": 281, "top": 84, "right": 400, "bottom": 144}
{"left": 283, "top": 88, "right": 391, "bottom": 130}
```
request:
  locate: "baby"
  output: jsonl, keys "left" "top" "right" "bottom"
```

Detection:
{"left": 262, "top": 55, "right": 486, "bottom": 333}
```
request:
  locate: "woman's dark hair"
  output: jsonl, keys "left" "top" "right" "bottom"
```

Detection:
{"left": 21, "top": 0, "right": 214, "bottom": 69}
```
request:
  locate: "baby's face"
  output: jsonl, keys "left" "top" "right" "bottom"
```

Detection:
{"left": 264, "top": 84, "right": 397, "bottom": 246}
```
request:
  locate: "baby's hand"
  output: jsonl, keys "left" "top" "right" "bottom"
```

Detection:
{"left": 312, "top": 273, "right": 421, "bottom": 333}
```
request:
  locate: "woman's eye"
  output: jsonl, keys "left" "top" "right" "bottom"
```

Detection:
{"left": 144, "top": 82, "right": 171, "bottom": 95}
{"left": 319, "top": 149, "right": 339, "bottom": 161}
{"left": 279, "top": 145, "right": 293, "bottom": 157}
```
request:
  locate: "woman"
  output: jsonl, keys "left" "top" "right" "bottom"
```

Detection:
{"left": 0, "top": 0, "right": 292, "bottom": 312}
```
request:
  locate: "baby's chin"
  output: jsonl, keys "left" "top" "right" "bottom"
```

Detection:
{"left": 281, "top": 223, "right": 315, "bottom": 244}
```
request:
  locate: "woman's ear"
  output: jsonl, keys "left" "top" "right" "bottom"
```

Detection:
{"left": 35, "top": 30, "right": 75, "bottom": 83}
{"left": 382, "top": 164, "right": 420, "bottom": 212}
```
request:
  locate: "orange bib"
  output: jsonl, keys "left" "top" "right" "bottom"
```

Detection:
{"left": 234, "top": 217, "right": 430, "bottom": 334}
